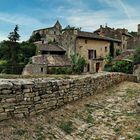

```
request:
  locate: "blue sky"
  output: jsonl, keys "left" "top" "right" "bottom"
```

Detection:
{"left": 0, "top": 0, "right": 140, "bottom": 41}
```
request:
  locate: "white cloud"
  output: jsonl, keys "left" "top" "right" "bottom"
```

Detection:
{"left": 0, "top": 12, "right": 43, "bottom": 27}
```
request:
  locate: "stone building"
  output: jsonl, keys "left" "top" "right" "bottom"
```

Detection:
{"left": 22, "top": 43, "right": 71, "bottom": 75}
{"left": 133, "top": 62, "right": 140, "bottom": 82}
{"left": 128, "top": 24, "right": 140, "bottom": 48}
{"left": 94, "top": 25, "right": 133, "bottom": 51}
{"left": 32, "top": 20, "right": 62, "bottom": 44}
{"left": 62, "top": 29, "right": 121, "bottom": 73}
{"left": 26, "top": 21, "right": 126, "bottom": 74}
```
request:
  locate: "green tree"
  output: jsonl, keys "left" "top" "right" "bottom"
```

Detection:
{"left": 29, "top": 32, "right": 42, "bottom": 43}
{"left": 112, "top": 60, "right": 133, "bottom": 74}
{"left": 8, "top": 25, "right": 20, "bottom": 42}
{"left": 71, "top": 54, "right": 86, "bottom": 74}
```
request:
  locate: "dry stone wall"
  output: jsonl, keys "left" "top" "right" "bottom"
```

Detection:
{"left": 0, "top": 72, "right": 137, "bottom": 121}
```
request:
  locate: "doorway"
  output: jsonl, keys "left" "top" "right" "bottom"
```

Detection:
{"left": 96, "top": 63, "right": 100, "bottom": 72}
{"left": 87, "top": 64, "right": 90, "bottom": 72}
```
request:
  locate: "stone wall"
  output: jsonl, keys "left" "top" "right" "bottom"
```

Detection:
{"left": 133, "top": 64, "right": 140, "bottom": 82}
{"left": 0, "top": 72, "right": 137, "bottom": 121}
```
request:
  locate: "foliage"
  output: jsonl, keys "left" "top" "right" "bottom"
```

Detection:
{"left": 59, "top": 121, "right": 73, "bottom": 134}
{"left": 105, "top": 54, "right": 113, "bottom": 65}
{"left": 62, "top": 25, "right": 82, "bottom": 31}
{"left": 48, "top": 67, "right": 72, "bottom": 74}
{"left": 116, "top": 49, "right": 121, "bottom": 56}
{"left": 85, "top": 114, "right": 94, "bottom": 124}
{"left": 48, "top": 54, "right": 86, "bottom": 74}
{"left": 20, "top": 41, "right": 37, "bottom": 64}
{"left": 8, "top": 25, "right": 20, "bottom": 42}
{"left": 0, "top": 41, "right": 36, "bottom": 74}
{"left": 71, "top": 54, "right": 86, "bottom": 74}
{"left": 35, "top": 126, "right": 45, "bottom": 140}
{"left": 29, "top": 32, "right": 42, "bottom": 43}
{"left": 104, "top": 64, "right": 113, "bottom": 72}
{"left": 129, "top": 31, "right": 137, "bottom": 37}
{"left": 112, "top": 60, "right": 133, "bottom": 74}
{"left": 134, "top": 45, "right": 140, "bottom": 64}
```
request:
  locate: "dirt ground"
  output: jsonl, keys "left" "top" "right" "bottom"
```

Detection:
{"left": 0, "top": 81, "right": 140, "bottom": 140}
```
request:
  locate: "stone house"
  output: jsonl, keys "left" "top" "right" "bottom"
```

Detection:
{"left": 22, "top": 43, "right": 71, "bottom": 75}
{"left": 128, "top": 24, "right": 140, "bottom": 48}
{"left": 62, "top": 29, "right": 121, "bottom": 73}
{"left": 32, "top": 20, "right": 62, "bottom": 45}
{"left": 26, "top": 21, "right": 124, "bottom": 74}
{"left": 94, "top": 25, "right": 133, "bottom": 51}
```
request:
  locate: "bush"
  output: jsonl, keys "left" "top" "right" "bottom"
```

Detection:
{"left": 104, "top": 64, "right": 113, "bottom": 72}
{"left": 59, "top": 121, "right": 73, "bottom": 134}
{"left": 112, "top": 60, "right": 133, "bottom": 74}
{"left": 71, "top": 54, "right": 86, "bottom": 74}
{"left": 47, "top": 67, "right": 72, "bottom": 74}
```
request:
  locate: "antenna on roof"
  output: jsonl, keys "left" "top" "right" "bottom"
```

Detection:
{"left": 105, "top": 23, "right": 108, "bottom": 27}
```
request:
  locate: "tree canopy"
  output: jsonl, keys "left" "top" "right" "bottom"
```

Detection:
{"left": 8, "top": 25, "right": 20, "bottom": 42}
{"left": 0, "top": 25, "right": 36, "bottom": 74}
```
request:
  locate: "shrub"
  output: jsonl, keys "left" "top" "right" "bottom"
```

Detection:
{"left": 47, "top": 67, "right": 72, "bottom": 74}
{"left": 105, "top": 54, "right": 113, "bottom": 65}
{"left": 112, "top": 60, "right": 133, "bottom": 74}
{"left": 116, "top": 49, "right": 121, "bottom": 56}
{"left": 71, "top": 54, "right": 86, "bottom": 74}
{"left": 59, "top": 121, "right": 73, "bottom": 134}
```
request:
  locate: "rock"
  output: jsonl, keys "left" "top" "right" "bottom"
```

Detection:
{"left": 0, "top": 81, "right": 13, "bottom": 90}
{"left": 136, "top": 97, "right": 140, "bottom": 113}
{"left": 1, "top": 89, "right": 12, "bottom": 94}
{"left": 0, "top": 113, "right": 7, "bottom": 121}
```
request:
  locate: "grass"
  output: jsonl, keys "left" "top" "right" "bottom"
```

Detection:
{"left": 35, "top": 126, "right": 45, "bottom": 140}
{"left": 113, "top": 126, "right": 121, "bottom": 134}
{"left": 59, "top": 121, "right": 73, "bottom": 134}
{"left": 85, "top": 114, "right": 94, "bottom": 124}
{"left": 135, "top": 136, "right": 140, "bottom": 140}
{"left": 0, "top": 74, "right": 72, "bottom": 79}
{"left": 13, "top": 128, "right": 27, "bottom": 136}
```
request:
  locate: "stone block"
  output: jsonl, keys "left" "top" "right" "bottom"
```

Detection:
{"left": 0, "top": 113, "right": 7, "bottom": 121}
{"left": 1, "top": 90, "right": 12, "bottom": 94}
{"left": 5, "top": 98, "right": 16, "bottom": 103}
{"left": 0, "top": 81, "right": 13, "bottom": 90}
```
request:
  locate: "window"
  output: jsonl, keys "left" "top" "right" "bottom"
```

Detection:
{"left": 41, "top": 68, "right": 43, "bottom": 73}
{"left": 88, "top": 50, "right": 96, "bottom": 59}
{"left": 105, "top": 46, "right": 107, "bottom": 52}
{"left": 85, "top": 40, "right": 87, "bottom": 44}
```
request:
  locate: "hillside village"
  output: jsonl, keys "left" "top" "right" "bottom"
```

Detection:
{"left": 22, "top": 21, "right": 140, "bottom": 78}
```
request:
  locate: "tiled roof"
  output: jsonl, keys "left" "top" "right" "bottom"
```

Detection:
{"left": 77, "top": 31, "right": 121, "bottom": 43}
{"left": 35, "top": 42, "right": 66, "bottom": 52}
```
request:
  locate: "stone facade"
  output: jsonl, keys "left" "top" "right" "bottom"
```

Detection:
{"left": 62, "top": 30, "right": 121, "bottom": 73}
{"left": 22, "top": 55, "right": 71, "bottom": 75}
{"left": 133, "top": 64, "right": 140, "bottom": 81}
{"left": 128, "top": 24, "right": 140, "bottom": 48}
{"left": 76, "top": 38, "right": 110, "bottom": 73}
{"left": 33, "top": 21, "right": 62, "bottom": 45}
{"left": 0, "top": 72, "right": 137, "bottom": 121}
{"left": 94, "top": 25, "right": 133, "bottom": 51}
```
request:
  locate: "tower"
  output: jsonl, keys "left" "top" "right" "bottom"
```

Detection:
{"left": 54, "top": 20, "right": 62, "bottom": 30}
{"left": 138, "top": 24, "right": 140, "bottom": 36}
